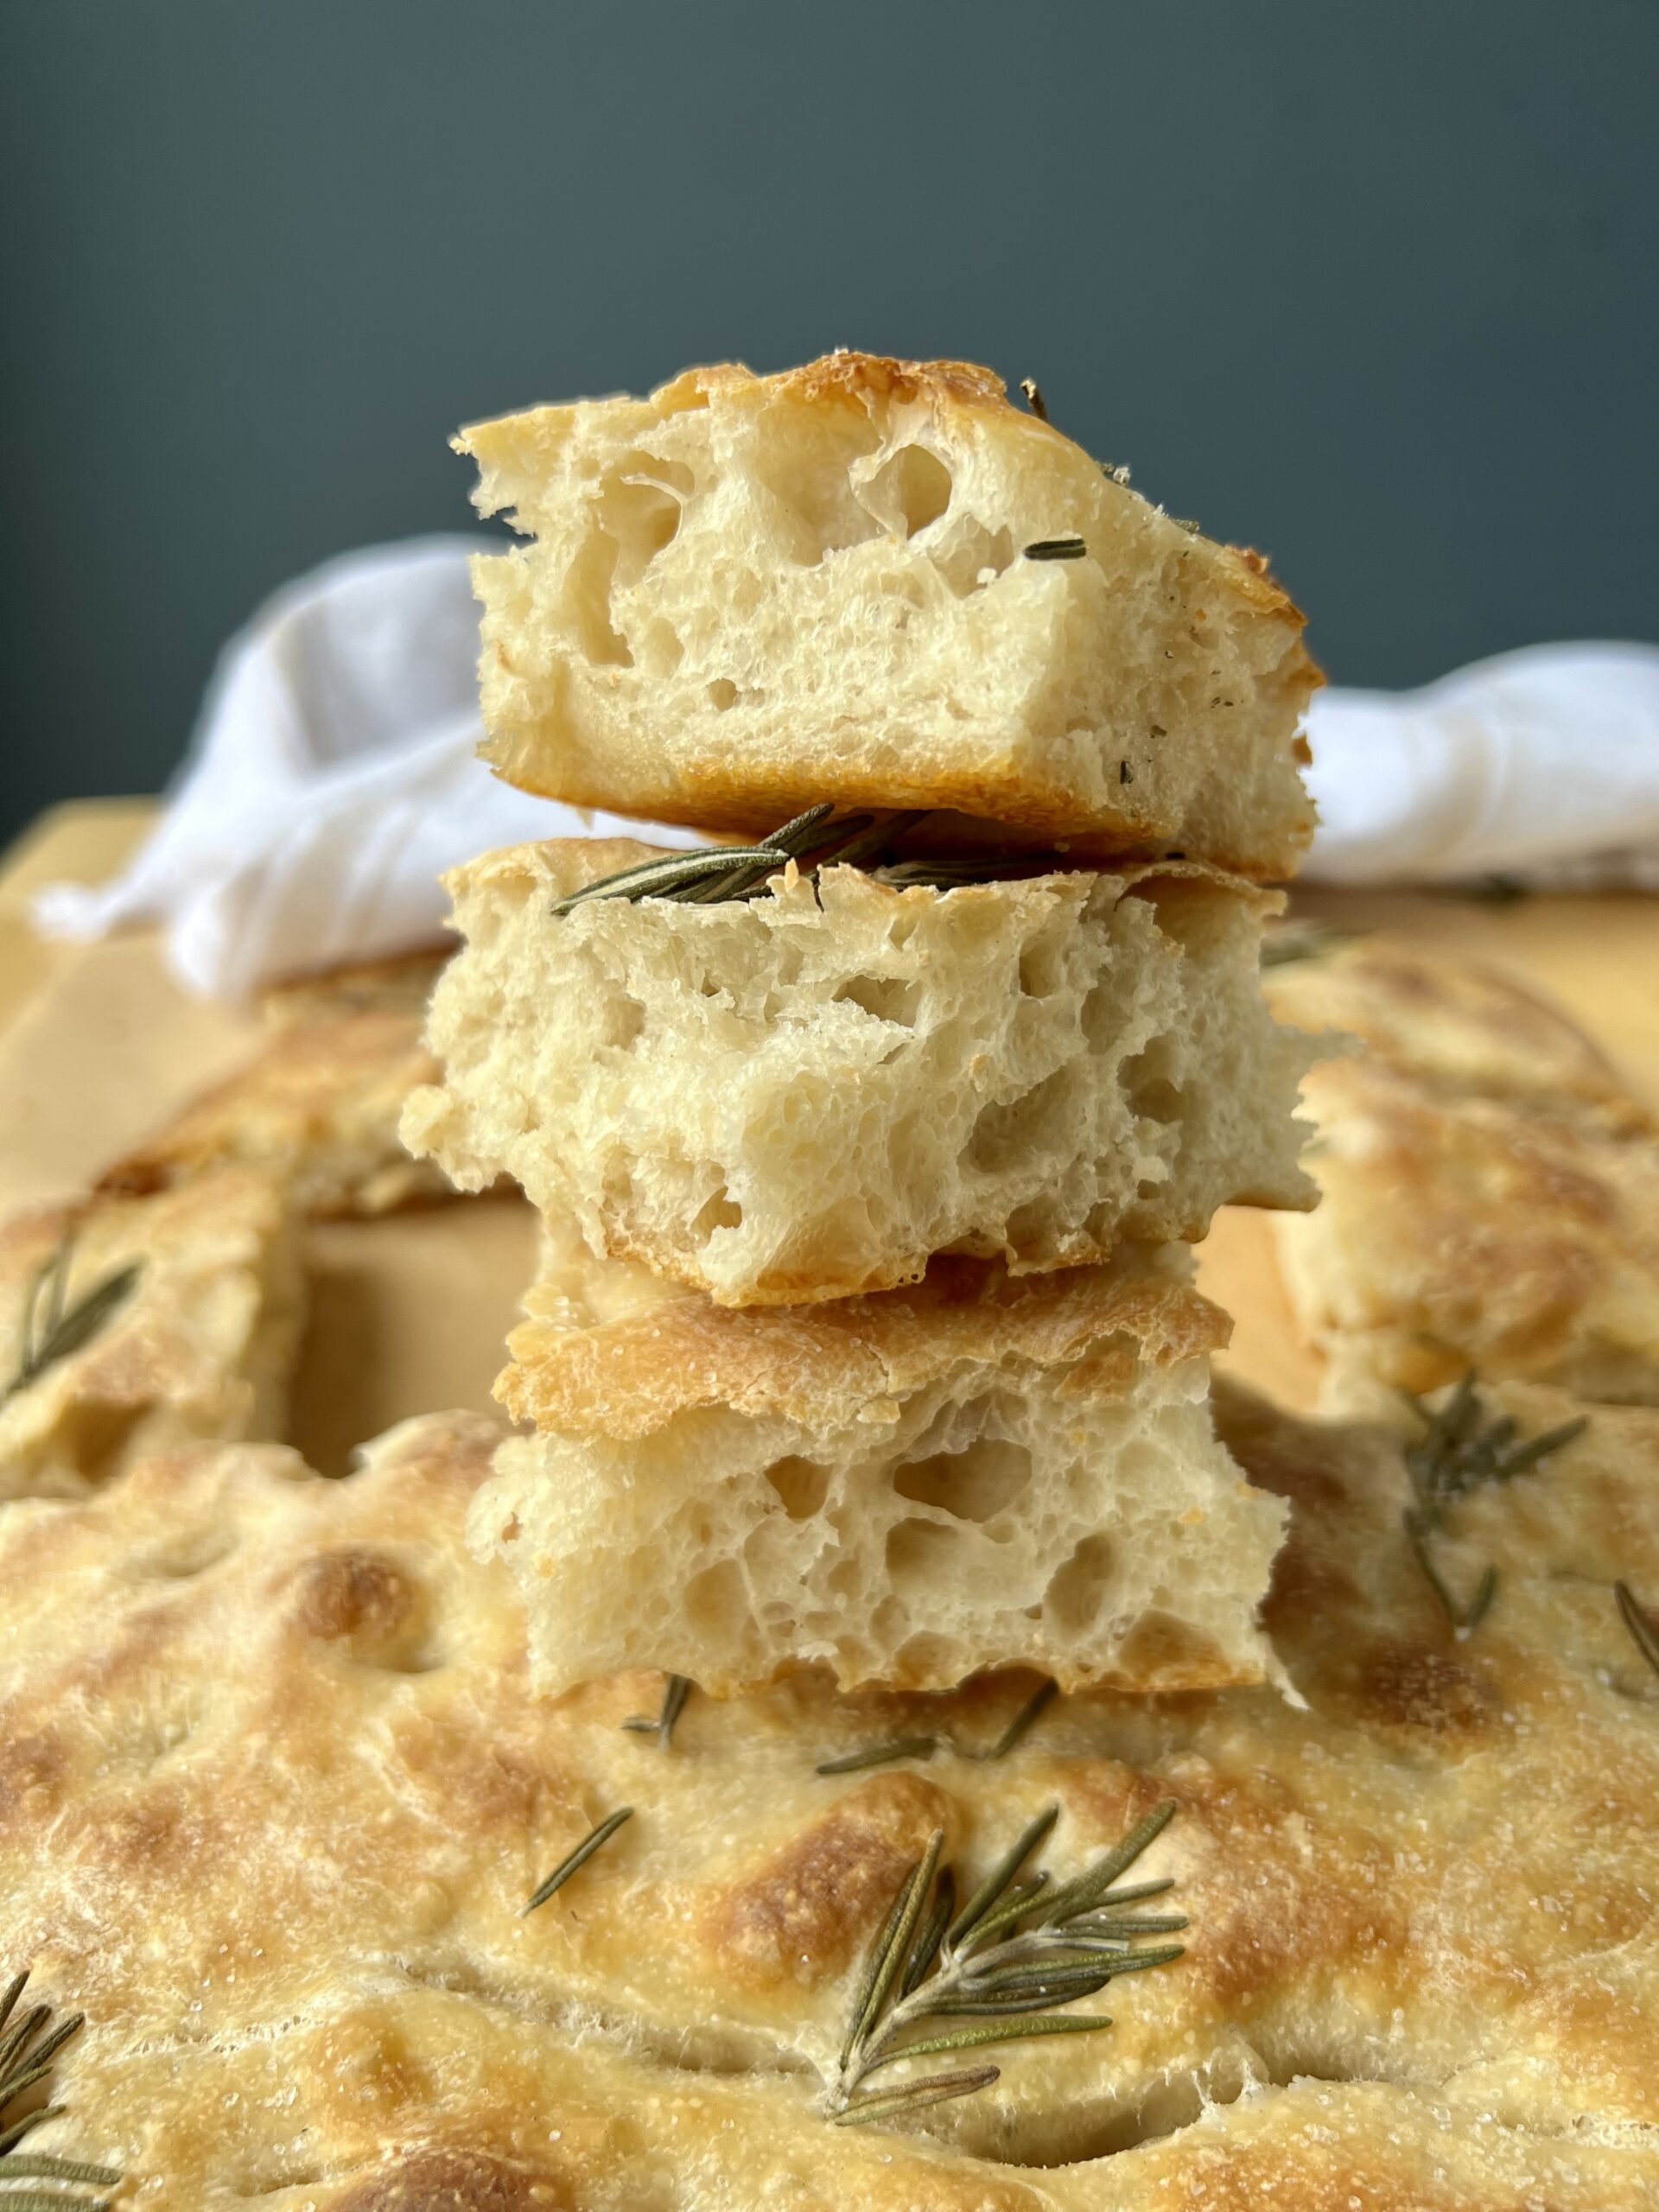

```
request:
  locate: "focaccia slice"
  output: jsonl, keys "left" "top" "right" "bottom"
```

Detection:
{"left": 478, "top": 1239, "right": 1287, "bottom": 1698}
{"left": 403, "top": 839, "right": 1315, "bottom": 1306}
{"left": 0, "top": 1166, "right": 302, "bottom": 1498}
{"left": 457, "top": 352, "right": 1319, "bottom": 875}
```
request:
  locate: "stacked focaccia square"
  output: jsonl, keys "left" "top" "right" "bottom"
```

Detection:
{"left": 405, "top": 353, "right": 1325, "bottom": 1699}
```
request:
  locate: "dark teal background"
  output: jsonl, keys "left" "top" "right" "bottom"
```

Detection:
{"left": 3, "top": 2, "right": 1655, "bottom": 844}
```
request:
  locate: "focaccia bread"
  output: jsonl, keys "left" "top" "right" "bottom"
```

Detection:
{"left": 456, "top": 353, "right": 1319, "bottom": 875}
{"left": 2, "top": 1388, "right": 1655, "bottom": 2204}
{"left": 480, "top": 1240, "right": 1286, "bottom": 1697}
{"left": 1265, "top": 933, "right": 1651, "bottom": 1132}
{"left": 1279, "top": 1053, "right": 1659, "bottom": 1406}
{"left": 0, "top": 1166, "right": 302, "bottom": 1499}
{"left": 403, "top": 839, "right": 1315, "bottom": 1306}
{"left": 100, "top": 951, "right": 453, "bottom": 1219}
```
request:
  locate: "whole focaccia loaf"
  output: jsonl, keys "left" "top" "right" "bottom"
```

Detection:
{"left": 0, "top": 1389, "right": 1655, "bottom": 2204}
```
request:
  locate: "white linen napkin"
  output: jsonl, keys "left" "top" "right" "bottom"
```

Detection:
{"left": 34, "top": 537, "right": 1659, "bottom": 998}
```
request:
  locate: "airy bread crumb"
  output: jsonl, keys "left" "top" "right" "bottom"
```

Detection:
{"left": 404, "top": 841, "right": 1316, "bottom": 1307}
{"left": 457, "top": 353, "right": 1319, "bottom": 875}
{"left": 475, "top": 1241, "right": 1287, "bottom": 1698}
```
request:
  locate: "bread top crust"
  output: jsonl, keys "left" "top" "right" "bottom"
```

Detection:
{"left": 499, "top": 1253, "right": 1228, "bottom": 1439}
{"left": 4, "top": 1389, "right": 1656, "bottom": 2200}
{"left": 1289, "top": 1054, "right": 1659, "bottom": 1396}
{"left": 460, "top": 351, "right": 1304, "bottom": 625}
{"left": 1266, "top": 936, "right": 1650, "bottom": 1133}
{"left": 99, "top": 954, "right": 450, "bottom": 1219}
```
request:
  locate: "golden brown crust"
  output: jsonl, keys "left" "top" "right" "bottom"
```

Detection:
{"left": 2, "top": 1386, "right": 1656, "bottom": 2199}
{"left": 0, "top": 1167, "right": 301, "bottom": 1498}
{"left": 499, "top": 1257, "right": 1230, "bottom": 1438}
{"left": 1287, "top": 1054, "right": 1659, "bottom": 1399}
{"left": 1266, "top": 935, "right": 1650, "bottom": 1133}
{"left": 99, "top": 954, "right": 452, "bottom": 1219}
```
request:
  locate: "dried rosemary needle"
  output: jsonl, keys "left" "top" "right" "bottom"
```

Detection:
{"left": 523, "top": 1808, "right": 634, "bottom": 1915}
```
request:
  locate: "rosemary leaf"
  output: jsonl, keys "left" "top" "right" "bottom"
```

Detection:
{"left": 0, "top": 2195, "right": 114, "bottom": 2212}
{"left": 816, "top": 1735, "right": 939, "bottom": 1777}
{"left": 838, "top": 1856, "right": 917, "bottom": 2075}
{"left": 946, "top": 1806, "right": 1058, "bottom": 1951}
{"left": 0, "top": 2110, "right": 62, "bottom": 2157}
{"left": 1020, "top": 378, "right": 1049, "bottom": 423}
{"left": 1616, "top": 1582, "right": 1659, "bottom": 1678}
{"left": 831, "top": 2066, "right": 1001, "bottom": 2126}
{"left": 899, "top": 1873, "right": 955, "bottom": 1999}
{"left": 976, "top": 1679, "right": 1058, "bottom": 1763}
{"left": 1040, "top": 1801, "right": 1178, "bottom": 1924}
{"left": 853, "top": 1831, "right": 944, "bottom": 2058}
{"left": 1023, "top": 537, "right": 1086, "bottom": 562}
{"left": 0, "top": 1974, "right": 119, "bottom": 2204}
{"left": 1, "top": 2155, "right": 124, "bottom": 2186}
{"left": 523, "top": 1807, "right": 633, "bottom": 1915}
{"left": 859, "top": 2012, "right": 1117, "bottom": 2075}
{"left": 622, "top": 1675, "right": 691, "bottom": 1748}
{"left": 1400, "top": 1380, "right": 1587, "bottom": 1633}
{"left": 550, "top": 847, "right": 783, "bottom": 915}
{"left": 2, "top": 1247, "right": 142, "bottom": 1415}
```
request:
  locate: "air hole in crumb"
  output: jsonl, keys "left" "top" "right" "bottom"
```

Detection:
{"left": 893, "top": 1630, "right": 957, "bottom": 1679}
{"left": 691, "top": 1188, "right": 743, "bottom": 1237}
{"left": 683, "top": 1560, "right": 743, "bottom": 1636}
{"left": 707, "top": 677, "right": 739, "bottom": 711}
{"left": 893, "top": 1439, "right": 1033, "bottom": 1523}
{"left": 968, "top": 1069, "right": 1079, "bottom": 1175}
{"left": 1044, "top": 1533, "right": 1116, "bottom": 1635}
{"left": 833, "top": 974, "right": 921, "bottom": 1026}
{"left": 1018, "top": 934, "right": 1066, "bottom": 998}
{"left": 764, "top": 1455, "right": 832, "bottom": 1521}
{"left": 567, "top": 531, "right": 633, "bottom": 668}
{"left": 1122, "top": 1046, "right": 1185, "bottom": 1126}
{"left": 885, "top": 1517, "right": 959, "bottom": 1593}
{"left": 860, "top": 444, "right": 954, "bottom": 538}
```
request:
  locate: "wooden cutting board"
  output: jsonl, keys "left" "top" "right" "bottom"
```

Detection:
{"left": 3, "top": 801, "right": 1657, "bottom": 1457}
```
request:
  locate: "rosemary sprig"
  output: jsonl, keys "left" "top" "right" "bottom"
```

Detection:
{"left": 2, "top": 1240, "right": 142, "bottom": 1416}
{"left": 0, "top": 1971, "right": 121, "bottom": 2206}
{"left": 828, "top": 1801, "right": 1184, "bottom": 2126}
{"left": 549, "top": 806, "right": 1053, "bottom": 914}
{"left": 816, "top": 1679, "right": 1058, "bottom": 1777}
{"left": 1401, "top": 1374, "right": 1588, "bottom": 1635}
{"left": 550, "top": 806, "right": 950, "bottom": 915}
{"left": 1023, "top": 537, "right": 1086, "bottom": 562}
{"left": 622, "top": 1675, "right": 691, "bottom": 1748}
{"left": 523, "top": 1808, "right": 633, "bottom": 1915}
{"left": 1615, "top": 1583, "right": 1659, "bottom": 1679}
